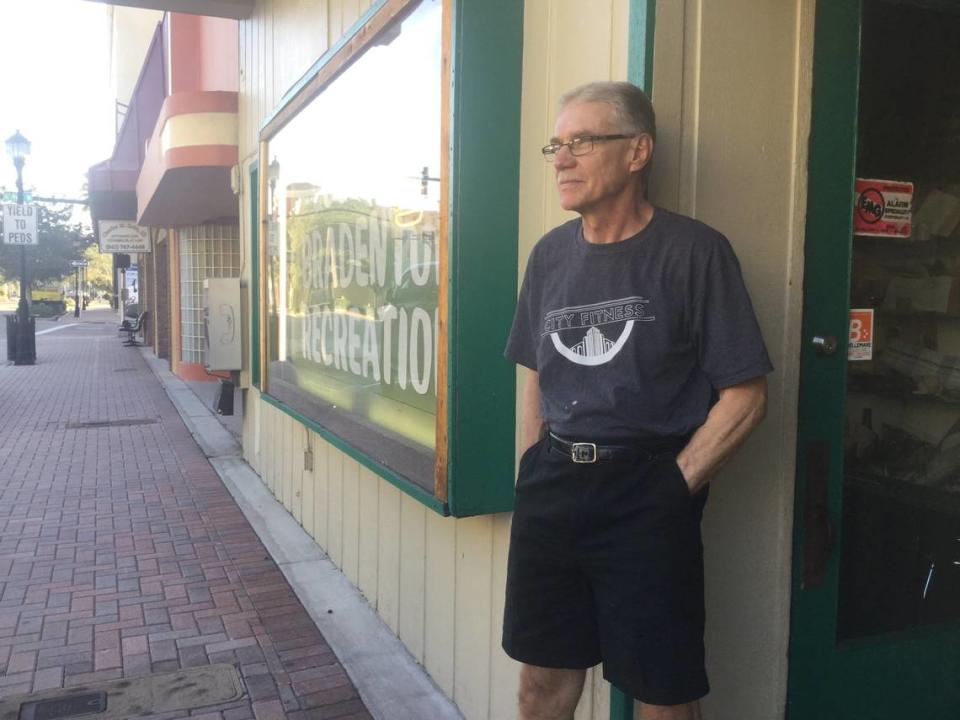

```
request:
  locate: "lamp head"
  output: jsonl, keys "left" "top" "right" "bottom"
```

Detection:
{"left": 5, "top": 130, "right": 31, "bottom": 164}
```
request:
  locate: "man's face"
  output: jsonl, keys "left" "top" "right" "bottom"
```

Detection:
{"left": 551, "top": 100, "right": 647, "bottom": 215}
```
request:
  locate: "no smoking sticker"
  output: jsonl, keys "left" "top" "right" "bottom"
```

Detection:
{"left": 854, "top": 178, "right": 913, "bottom": 238}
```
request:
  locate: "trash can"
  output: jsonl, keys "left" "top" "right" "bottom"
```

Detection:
{"left": 5, "top": 313, "right": 36, "bottom": 364}
{"left": 214, "top": 379, "right": 235, "bottom": 416}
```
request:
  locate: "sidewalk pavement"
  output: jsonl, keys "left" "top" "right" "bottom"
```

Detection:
{"left": 0, "top": 315, "right": 376, "bottom": 719}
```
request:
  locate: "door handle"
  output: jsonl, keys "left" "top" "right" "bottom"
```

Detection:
{"left": 812, "top": 334, "right": 838, "bottom": 355}
{"left": 802, "top": 439, "right": 836, "bottom": 588}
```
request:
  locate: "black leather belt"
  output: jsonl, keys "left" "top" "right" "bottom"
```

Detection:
{"left": 547, "top": 431, "right": 674, "bottom": 464}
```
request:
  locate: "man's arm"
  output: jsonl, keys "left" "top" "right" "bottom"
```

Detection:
{"left": 675, "top": 375, "right": 768, "bottom": 493}
{"left": 520, "top": 368, "right": 545, "bottom": 452}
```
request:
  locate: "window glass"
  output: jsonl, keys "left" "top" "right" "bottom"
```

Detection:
{"left": 265, "top": 0, "right": 442, "bottom": 491}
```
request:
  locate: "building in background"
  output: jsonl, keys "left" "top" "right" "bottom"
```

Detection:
{"left": 86, "top": 1, "right": 960, "bottom": 719}
{"left": 88, "top": 7, "right": 239, "bottom": 379}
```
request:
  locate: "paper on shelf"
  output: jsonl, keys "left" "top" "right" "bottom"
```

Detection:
{"left": 913, "top": 189, "right": 960, "bottom": 239}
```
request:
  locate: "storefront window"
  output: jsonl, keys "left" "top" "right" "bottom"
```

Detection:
{"left": 264, "top": 0, "right": 442, "bottom": 491}
{"left": 838, "top": 0, "right": 960, "bottom": 640}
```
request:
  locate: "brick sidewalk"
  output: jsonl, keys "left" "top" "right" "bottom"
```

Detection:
{"left": 0, "top": 319, "right": 372, "bottom": 720}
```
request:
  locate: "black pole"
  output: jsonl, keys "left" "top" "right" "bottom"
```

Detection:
{"left": 112, "top": 254, "right": 118, "bottom": 310}
{"left": 14, "top": 157, "right": 34, "bottom": 365}
{"left": 74, "top": 266, "right": 80, "bottom": 318}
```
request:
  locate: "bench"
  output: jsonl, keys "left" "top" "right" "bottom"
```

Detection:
{"left": 120, "top": 311, "right": 148, "bottom": 346}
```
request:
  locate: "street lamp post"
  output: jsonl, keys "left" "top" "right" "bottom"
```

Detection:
{"left": 71, "top": 260, "right": 87, "bottom": 318}
{"left": 74, "top": 264, "right": 81, "bottom": 318}
{"left": 5, "top": 130, "right": 34, "bottom": 365}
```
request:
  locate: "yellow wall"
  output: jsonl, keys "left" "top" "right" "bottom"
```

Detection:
{"left": 646, "top": 2, "right": 813, "bottom": 718}
{"left": 238, "top": 2, "right": 814, "bottom": 719}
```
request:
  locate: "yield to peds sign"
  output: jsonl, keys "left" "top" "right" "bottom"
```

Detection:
{"left": 2, "top": 203, "right": 38, "bottom": 245}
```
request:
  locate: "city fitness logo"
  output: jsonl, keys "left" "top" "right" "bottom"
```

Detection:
{"left": 542, "top": 296, "right": 654, "bottom": 366}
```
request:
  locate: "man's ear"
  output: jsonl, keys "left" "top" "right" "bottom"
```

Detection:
{"left": 629, "top": 134, "right": 654, "bottom": 174}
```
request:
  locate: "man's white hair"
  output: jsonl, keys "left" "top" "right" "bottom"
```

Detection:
{"left": 559, "top": 81, "right": 657, "bottom": 141}
{"left": 559, "top": 81, "right": 656, "bottom": 185}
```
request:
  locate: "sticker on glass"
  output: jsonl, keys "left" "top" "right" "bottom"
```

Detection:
{"left": 849, "top": 309, "right": 874, "bottom": 361}
{"left": 853, "top": 178, "right": 913, "bottom": 238}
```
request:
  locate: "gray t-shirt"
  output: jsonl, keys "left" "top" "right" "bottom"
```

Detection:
{"left": 505, "top": 208, "right": 773, "bottom": 439}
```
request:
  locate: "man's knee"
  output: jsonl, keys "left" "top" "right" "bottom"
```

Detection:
{"left": 518, "top": 665, "right": 586, "bottom": 720}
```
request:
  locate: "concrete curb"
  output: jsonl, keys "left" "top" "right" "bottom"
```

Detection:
{"left": 140, "top": 351, "right": 463, "bottom": 720}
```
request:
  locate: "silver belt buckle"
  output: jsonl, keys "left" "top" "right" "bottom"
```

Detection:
{"left": 571, "top": 442, "right": 597, "bottom": 464}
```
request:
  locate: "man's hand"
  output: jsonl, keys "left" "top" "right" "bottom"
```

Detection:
{"left": 520, "top": 368, "right": 545, "bottom": 453}
{"left": 675, "top": 375, "right": 768, "bottom": 493}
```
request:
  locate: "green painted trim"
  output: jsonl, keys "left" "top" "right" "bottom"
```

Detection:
{"left": 260, "top": 392, "right": 449, "bottom": 516}
{"left": 609, "top": 3, "right": 657, "bottom": 717}
{"left": 259, "top": 0, "right": 389, "bottom": 135}
{"left": 445, "top": 0, "right": 522, "bottom": 517}
{"left": 249, "top": 163, "right": 261, "bottom": 389}
{"left": 627, "top": 0, "right": 656, "bottom": 93}
{"left": 609, "top": 688, "right": 634, "bottom": 720}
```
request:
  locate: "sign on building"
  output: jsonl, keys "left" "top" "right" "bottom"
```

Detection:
{"left": 98, "top": 220, "right": 152, "bottom": 253}
{"left": 2, "top": 203, "right": 38, "bottom": 245}
{"left": 125, "top": 266, "right": 139, "bottom": 304}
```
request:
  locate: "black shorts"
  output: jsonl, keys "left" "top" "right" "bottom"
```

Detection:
{"left": 502, "top": 434, "right": 710, "bottom": 706}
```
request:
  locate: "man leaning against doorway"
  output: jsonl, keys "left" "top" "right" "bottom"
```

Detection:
{"left": 502, "top": 81, "right": 773, "bottom": 720}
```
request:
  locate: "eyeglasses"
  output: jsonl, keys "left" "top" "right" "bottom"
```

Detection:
{"left": 541, "top": 134, "right": 635, "bottom": 161}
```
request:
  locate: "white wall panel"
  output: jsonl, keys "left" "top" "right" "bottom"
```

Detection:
{"left": 270, "top": 406, "right": 280, "bottom": 496}
{"left": 313, "top": 437, "right": 330, "bottom": 547}
{"left": 274, "top": 0, "right": 328, "bottom": 99}
{"left": 282, "top": 414, "right": 293, "bottom": 509}
{"left": 488, "top": 513, "right": 518, "bottom": 719}
{"left": 377, "top": 483, "right": 401, "bottom": 632}
{"left": 326, "top": 0, "right": 342, "bottom": 47}
{"left": 453, "top": 516, "right": 493, "bottom": 720}
{"left": 342, "top": 458, "right": 361, "bottom": 585}
{"left": 357, "top": 467, "right": 379, "bottom": 601}
{"left": 398, "top": 494, "right": 426, "bottom": 664}
{"left": 292, "top": 421, "right": 304, "bottom": 521}
{"left": 424, "top": 511, "right": 456, "bottom": 699}
{"left": 300, "top": 432, "right": 315, "bottom": 533}
{"left": 326, "top": 445, "right": 343, "bottom": 566}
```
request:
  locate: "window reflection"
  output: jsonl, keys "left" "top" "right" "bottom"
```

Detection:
{"left": 265, "top": 0, "right": 442, "bottom": 491}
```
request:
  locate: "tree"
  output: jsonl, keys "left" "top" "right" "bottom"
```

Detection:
{"left": 0, "top": 204, "right": 92, "bottom": 286}
{"left": 83, "top": 243, "right": 114, "bottom": 297}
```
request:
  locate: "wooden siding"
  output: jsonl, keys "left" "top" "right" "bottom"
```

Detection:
{"left": 239, "top": 1, "right": 631, "bottom": 718}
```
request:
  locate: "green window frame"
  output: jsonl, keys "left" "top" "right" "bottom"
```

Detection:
{"left": 254, "top": 0, "right": 522, "bottom": 517}
{"left": 250, "top": 162, "right": 261, "bottom": 389}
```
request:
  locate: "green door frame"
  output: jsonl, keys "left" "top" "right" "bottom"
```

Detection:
{"left": 787, "top": 0, "right": 960, "bottom": 717}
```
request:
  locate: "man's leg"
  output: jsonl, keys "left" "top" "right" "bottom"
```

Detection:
{"left": 639, "top": 700, "right": 702, "bottom": 720}
{"left": 518, "top": 664, "right": 586, "bottom": 720}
